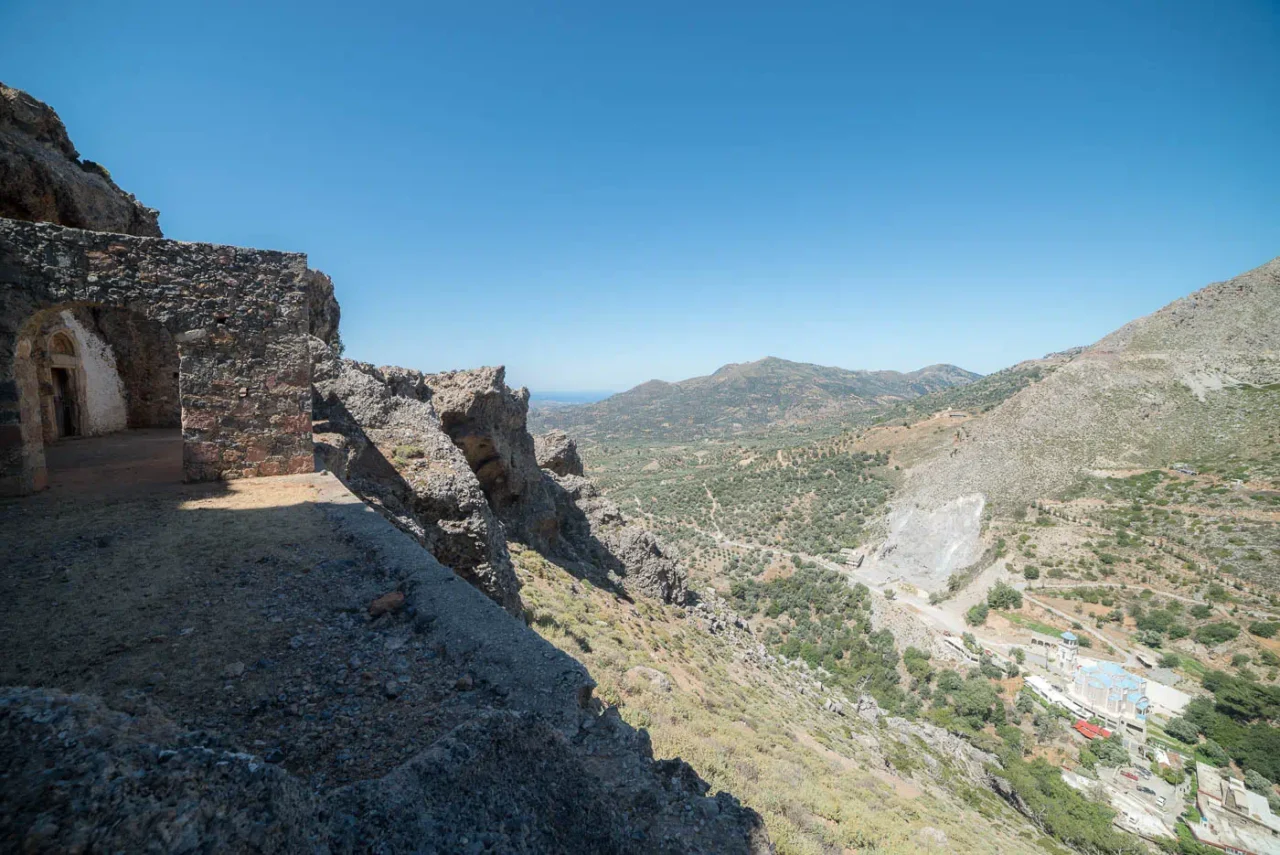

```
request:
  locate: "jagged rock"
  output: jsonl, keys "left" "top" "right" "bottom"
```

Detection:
{"left": 310, "top": 340, "right": 522, "bottom": 616}
{"left": 423, "top": 367, "right": 560, "bottom": 548}
{"left": 0, "top": 82, "right": 162, "bottom": 236}
{"left": 312, "top": 349, "right": 687, "bottom": 606}
{"left": 304, "top": 268, "right": 341, "bottom": 346}
{"left": 534, "top": 429, "right": 584, "bottom": 477}
{"left": 542, "top": 471, "right": 688, "bottom": 604}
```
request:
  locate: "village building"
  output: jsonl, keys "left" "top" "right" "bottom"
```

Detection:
{"left": 1191, "top": 762, "right": 1280, "bottom": 855}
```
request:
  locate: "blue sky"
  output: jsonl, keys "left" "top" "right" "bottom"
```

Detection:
{"left": 4, "top": 2, "right": 1278, "bottom": 392}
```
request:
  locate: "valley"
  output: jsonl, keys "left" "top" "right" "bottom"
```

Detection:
{"left": 536, "top": 261, "right": 1280, "bottom": 854}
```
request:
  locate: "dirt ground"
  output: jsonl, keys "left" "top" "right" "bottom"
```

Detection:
{"left": 0, "top": 430, "right": 493, "bottom": 790}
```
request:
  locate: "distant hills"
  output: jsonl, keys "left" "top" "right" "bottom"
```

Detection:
{"left": 529, "top": 357, "right": 980, "bottom": 439}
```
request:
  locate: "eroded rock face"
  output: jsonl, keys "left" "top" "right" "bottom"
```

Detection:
{"left": 423, "top": 367, "right": 561, "bottom": 549}
{"left": 543, "top": 471, "right": 688, "bottom": 604}
{"left": 310, "top": 341, "right": 522, "bottom": 616}
{"left": 311, "top": 350, "right": 689, "bottom": 607}
{"left": 534, "top": 429, "right": 584, "bottom": 477}
{"left": 0, "top": 83, "right": 162, "bottom": 236}
{"left": 304, "top": 269, "right": 341, "bottom": 347}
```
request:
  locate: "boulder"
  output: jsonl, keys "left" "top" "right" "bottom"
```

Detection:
{"left": 0, "top": 82, "right": 162, "bottom": 236}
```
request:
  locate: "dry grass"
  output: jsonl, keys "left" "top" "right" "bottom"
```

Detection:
{"left": 512, "top": 545, "right": 1054, "bottom": 855}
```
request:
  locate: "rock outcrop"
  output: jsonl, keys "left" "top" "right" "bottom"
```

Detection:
{"left": 424, "top": 367, "right": 561, "bottom": 548}
{"left": 542, "top": 469, "right": 689, "bottom": 603}
{"left": 534, "top": 428, "right": 584, "bottom": 477}
{"left": 311, "top": 342, "right": 523, "bottom": 616}
{"left": 0, "top": 82, "right": 162, "bottom": 236}
{"left": 313, "top": 349, "right": 689, "bottom": 608}
{"left": 304, "top": 268, "right": 341, "bottom": 347}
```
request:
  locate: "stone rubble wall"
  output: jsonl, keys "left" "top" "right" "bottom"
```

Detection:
{"left": 0, "top": 218, "right": 315, "bottom": 494}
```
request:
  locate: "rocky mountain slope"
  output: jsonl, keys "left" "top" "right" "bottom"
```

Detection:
{"left": 311, "top": 347, "right": 689, "bottom": 612}
{"left": 0, "top": 83, "right": 762, "bottom": 853}
{"left": 872, "top": 258, "right": 1280, "bottom": 588}
{"left": 531, "top": 357, "right": 978, "bottom": 440}
{"left": 0, "top": 81, "right": 161, "bottom": 236}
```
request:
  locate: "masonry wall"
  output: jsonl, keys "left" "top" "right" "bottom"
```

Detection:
{"left": 0, "top": 218, "right": 314, "bottom": 495}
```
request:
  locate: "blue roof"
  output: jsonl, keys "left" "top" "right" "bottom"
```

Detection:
{"left": 1061, "top": 631, "right": 1077, "bottom": 641}
{"left": 1078, "top": 660, "right": 1145, "bottom": 693}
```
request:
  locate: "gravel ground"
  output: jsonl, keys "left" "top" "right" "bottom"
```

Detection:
{"left": 0, "top": 455, "right": 493, "bottom": 789}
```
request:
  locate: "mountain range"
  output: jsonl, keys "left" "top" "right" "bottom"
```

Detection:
{"left": 530, "top": 356, "right": 979, "bottom": 439}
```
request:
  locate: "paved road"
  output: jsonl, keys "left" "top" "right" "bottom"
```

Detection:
{"left": 1022, "top": 592, "right": 1139, "bottom": 668}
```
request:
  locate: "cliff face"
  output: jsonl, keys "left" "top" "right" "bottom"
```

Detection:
{"left": 0, "top": 82, "right": 162, "bottom": 236}
{"left": 312, "top": 345, "right": 690, "bottom": 611}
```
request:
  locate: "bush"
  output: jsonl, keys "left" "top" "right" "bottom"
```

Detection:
{"left": 1194, "top": 622, "right": 1240, "bottom": 645}
{"left": 1196, "top": 739, "right": 1231, "bottom": 767}
{"left": 1244, "top": 769, "right": 1273, "bottom": 794}
{"left": 1159, "top": 653, "right": 1181, "bottom": 669}
{"left": 995, "top": 750, "right": 1140, "bottom": 854}
{"left": 1093, "top": 734, "right": 1129, "bottom": 767}
{"left": 1023, "top": 565, "right": 1040, "bottom": 580}
{"left": 966, "top": 601, "right": 989, "bottom": 626}
{"left": 997, "top": 723, "right": 1024, "bottom": 753}
{"left": 987, "top": 581, "right": 1023, "bottom": 610}
{"left": 1164, "top": 716, "right": 1199, "bottom": 744}
{"left": 1248, "top": 620, "right": 1279, "bottom": 639}
{"left": 1189, "top": 604, "right": 1212, "bottom": 620}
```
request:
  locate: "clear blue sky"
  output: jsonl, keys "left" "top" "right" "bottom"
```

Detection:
{"left": 4, "top": 2, "right": 1278, "bottom": 392}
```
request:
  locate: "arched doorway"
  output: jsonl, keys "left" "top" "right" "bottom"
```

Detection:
{"left": 1, "top": 217, "right": 315, "bottom": 497}
{"left": 13, "top": 304, "right": 182, "bottom": 491}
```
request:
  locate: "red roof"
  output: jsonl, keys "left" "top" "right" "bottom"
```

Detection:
{"left": 1073, "top": 719, "right": 1112, "bottom": 739}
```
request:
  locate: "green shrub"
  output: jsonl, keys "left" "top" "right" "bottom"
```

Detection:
{"left": 1248, "top": 620, "right": 1279, "bottom": 639}
{"left": 987, "top": 581, "right": 1023, "bottom": 610}
{"left": 1194, "top": 622, "right": 1240, "bottom": 645}
{"left": 966, "top": 601, "right": 989, "bottom": 626}
{"left": 1197, "top": 740, "right": 1231, "bottom": 767}
{"left": 1164, "top": 716, "right": 1199, "bottom": 744}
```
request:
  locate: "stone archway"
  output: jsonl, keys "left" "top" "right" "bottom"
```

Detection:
{"left": 1, "top": 218, "right": 315, "bottom": 496}
{"left": 11, "top": 303, "right": 186, "bottom": 487}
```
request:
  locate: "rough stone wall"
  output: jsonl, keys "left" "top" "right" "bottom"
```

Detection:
{"left": 0, "top": 218, "right": 314, "bottom": 495}
{"left": 88, "top": 307, "right": 180, "bottom": 428}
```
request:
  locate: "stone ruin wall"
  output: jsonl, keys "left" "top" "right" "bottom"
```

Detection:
{"left": 0, "top": 218, "right": 314, "bottom": 494}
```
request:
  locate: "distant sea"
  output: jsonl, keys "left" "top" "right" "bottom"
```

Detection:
{"left": 529, "top": 390, "right": 614, "bottom": 408}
